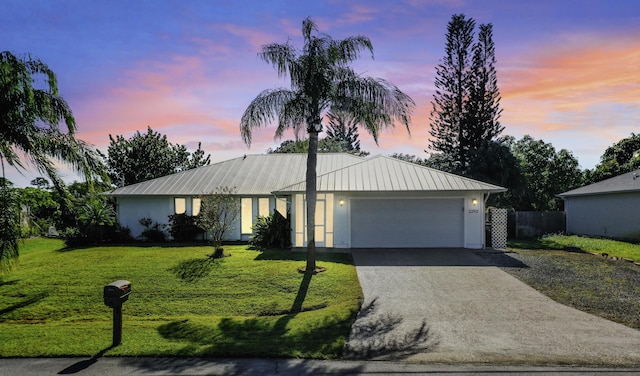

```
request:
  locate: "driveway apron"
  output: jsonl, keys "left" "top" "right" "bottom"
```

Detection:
{"left": 345, "top": 249, "right": 640, "bottom": 365}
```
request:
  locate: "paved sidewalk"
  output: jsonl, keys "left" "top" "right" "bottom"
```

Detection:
{"left": 345, "top": 248, "right": 640, "bottom": 365}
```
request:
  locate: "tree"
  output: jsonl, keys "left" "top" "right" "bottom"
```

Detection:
{"left": 428, "top": 14, "right": 503, "bottom": 175}
{"left": 390, "top": 153, "right": 427, "bottom": 165}
{"left": 268, "top": 136, "right": 361, "bottom": 154}
{"left": 30, "top": 177, "right": 51, "bottom": 190}
{"left": 585, "top": 133, "right": 640, "bottom": 184}
{"left": 511, "top": 135, "right": 582, "bottom": 210}
{"left": 325, "top": 111, "right": 368, "bottom": 156}
{"left": 19, "top": 186, "right": 61, "bottom": 235}
{"left": 240, "top": 18, "right": 414, "bottom": 272}
{"left": 268, "top": 139, "right": 310, "bottom": 153}
{"left": 195, "top": 187, "right": 240, "bottom": 258}
{"left": 0, "top": 51, "right": 108, "bottom": 269}
{"left": 105, "top": 126, "right": 211, "bottom": 187}
{"left": 76, "top": 195, "right": 117, "bottom": 244}
{"left": 0, "top": 51, "right": 108, "bottom": 191}
{"left": 466, "top": 138, "right": 523, "bottom": 208}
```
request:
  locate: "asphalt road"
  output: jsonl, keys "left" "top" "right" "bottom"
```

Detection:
{"left": 1, "top": 357, "right": 639, "bottom": 376}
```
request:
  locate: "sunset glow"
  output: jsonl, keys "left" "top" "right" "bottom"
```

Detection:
{"left": 2, "top": 0, "right": 639, "bottom": 186}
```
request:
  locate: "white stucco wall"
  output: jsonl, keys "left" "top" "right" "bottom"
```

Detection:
{"left": 464, "top": 192, "right": 486, "bottom": 249}
{"left": 116, "top": 196, "right": 174, "bottom": 239}
{"left": 115, "top": 195, "right": 291, "bottom": 241}
{"left": 564, "top": 192, "right": 640, "bottom": 241}
{"left": 115, "top": 195, "right": 241, "bottom": 240}
{"left": 291, "top": 191, "right": 487, "bottom": 249}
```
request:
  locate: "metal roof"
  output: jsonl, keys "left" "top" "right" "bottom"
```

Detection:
{"left": 558, "top": 170, "right": 640, "bottom": 198}
{"left": 275, "top": 155, "right": 507, "bottom": 193}
{"left": 106, "top": 153, "right": 364, "bottom": 196}
{"left": 107, "top": 153, "right": 506, "bottom": 197}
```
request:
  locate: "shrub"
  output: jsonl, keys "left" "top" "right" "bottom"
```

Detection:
{"left": 60, "top": 227, "right": 86, "bottom": 247}
{"left": 139, "top": 218, "right": 166, "bottom": 242}
{"left": 168, "top": 213, "right": 204, "bottom": 242}
{"left": 250, "top": 211, "right": 291, "bottom": 249}
{"left": 58, "top": 196, "right": 120, "bottom": 246}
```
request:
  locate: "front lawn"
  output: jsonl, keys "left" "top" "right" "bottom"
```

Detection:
{"left": 509, "top": 234, "right": 640, "bottom": 263}
{"left": 0, "top": 238, "right": 363, "bottom": 358}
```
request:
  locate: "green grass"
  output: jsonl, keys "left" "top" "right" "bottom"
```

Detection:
{"left": 509, "top": 234, "right": 640, "bottom": 263}
{"left": 0, "top": 238, "right": 363, "bottom": 358}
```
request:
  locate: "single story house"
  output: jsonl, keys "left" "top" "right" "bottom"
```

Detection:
{"left": 558, "top": 170, "right": 640, "bottom": 241}
{"left": 107, "top": 153, "right": 506, "bottom": 249}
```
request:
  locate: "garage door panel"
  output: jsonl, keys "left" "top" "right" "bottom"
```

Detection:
{"left": 351, "top": 198, "right": 463, "bottom": 248}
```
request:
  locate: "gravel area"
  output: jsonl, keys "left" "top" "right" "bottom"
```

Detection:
{"left": 475, "top": 249, "right": 640, "bottom": 329}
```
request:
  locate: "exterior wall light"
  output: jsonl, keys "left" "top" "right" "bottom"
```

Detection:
{"left": 471, "top": 198, "right": 478, "bottom": 206}
{"left": 339, "top": 199, "right": 345, "bottom": 206}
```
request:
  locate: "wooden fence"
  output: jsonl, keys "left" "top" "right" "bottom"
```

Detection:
{"left": 508, "top": 211, "right": 566, "bottom": 238}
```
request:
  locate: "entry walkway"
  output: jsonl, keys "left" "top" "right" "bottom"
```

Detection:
{"left": 345, "top": 248, "right": 640, "bottom": 365}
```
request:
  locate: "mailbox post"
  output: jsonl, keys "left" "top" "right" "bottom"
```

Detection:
{"left": 103, "top": 280, "right": 131, "bottom": 347}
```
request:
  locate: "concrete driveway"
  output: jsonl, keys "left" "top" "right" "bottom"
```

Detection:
{"left": 344, "top": 249, "right": 640, "bottom": 365}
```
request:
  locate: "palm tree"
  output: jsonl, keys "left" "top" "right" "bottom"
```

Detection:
{"left": 0, "top": 51, "right": 108, "bottom": 190}
{"left": 240, "top": 18, "right": 414, "bottom": 272}
{"left": 0, "top": 51, "right": 108, "bottom": 269}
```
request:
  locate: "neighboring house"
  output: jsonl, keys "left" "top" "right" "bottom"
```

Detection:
{"left": 107, "top": 153, "right": 506, "bottom": 249}
{"left": 558, "top": 170, "right": 640, "bottom": 241}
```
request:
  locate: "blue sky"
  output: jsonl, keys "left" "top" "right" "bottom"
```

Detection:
{"left": 2, "top": 0, "right": 639, "bottom": 186}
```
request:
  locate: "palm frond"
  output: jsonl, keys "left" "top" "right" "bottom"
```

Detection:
{"left": 335, "top": 35, "right": 374, "bottom": 63}
{"left": 259, "top": 42, "right": 297, "bottom": 79}
{"left": 276, "top": 95, "right": 307, "bottom": 140}
{"left": 239, "top": 89, "right": 296, "bottom": 145}
{"left": 331, "top": 74, "right": 415, "bottom": 143}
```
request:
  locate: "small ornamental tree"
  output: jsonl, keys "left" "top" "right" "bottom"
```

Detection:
{"left": 196, "top": 187, "right": 240, "bottom": 258}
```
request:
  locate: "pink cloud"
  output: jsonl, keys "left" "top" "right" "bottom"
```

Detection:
{"left": 73, "top": 55, "right": 226, "bottom": 149}
{"left": 501, "top": 34, "right": 640, "bottom": 108}
{"left": 496, "top": 31, "right": 640, "bottom": 161}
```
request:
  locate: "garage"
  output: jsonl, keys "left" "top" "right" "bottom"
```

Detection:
{"left": 350, "top": 198, "right": 465, "bottom": 248}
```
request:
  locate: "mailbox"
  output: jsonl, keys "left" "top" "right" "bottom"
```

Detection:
{"left": 103, "top": 280, "right": 131, "bottom": 308}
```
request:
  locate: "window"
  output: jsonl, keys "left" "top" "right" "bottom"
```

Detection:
{"left": 275, "top": 197, "right": 287, "bottom": 216}
{"left": 241, "top": 198, "right": 252, "bottom": 234}
{"left": 192, "top": 197, "right": 201, "bottom": 216}
{"left": 258, "top": 197, "right": 270, "bottom": 217}
{"left": 174, "top": 197, "right": 186, "bottom": 214}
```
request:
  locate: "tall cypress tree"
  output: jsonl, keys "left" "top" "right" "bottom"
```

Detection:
{"left": 428, "top": 14, "right": 503, "bottom": 175}
{"left": 466, "top": 23, "right": 503, "bottom": 144}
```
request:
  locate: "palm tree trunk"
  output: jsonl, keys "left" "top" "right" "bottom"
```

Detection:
{"left": 305, "top": 130, "right": 319, "bottom": 272}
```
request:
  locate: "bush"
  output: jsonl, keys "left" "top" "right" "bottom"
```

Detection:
{"left": 60, "top": 227, "right": 86, "bottom": 247}
{"left": 168, "top": 213, "right": 204, "bottom": 242}
{"left": 250, "top": 211, "right": 291, "bottom": 249}
{"left": 139, "top": 218, "right": 166, "bottom": 242}
{"left": 61, "top": 224, "right": 130, "bottom": 247}
{"left": 112, "top": 226, "right": 133, "bottom": 243}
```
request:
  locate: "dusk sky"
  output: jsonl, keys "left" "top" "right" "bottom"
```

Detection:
{"left": 2, "top": 0, "right": 639, "bottom": 187}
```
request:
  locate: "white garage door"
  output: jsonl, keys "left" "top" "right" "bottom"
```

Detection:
{"left": 351, "top": 198, "right": 464, "bottom": 248}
